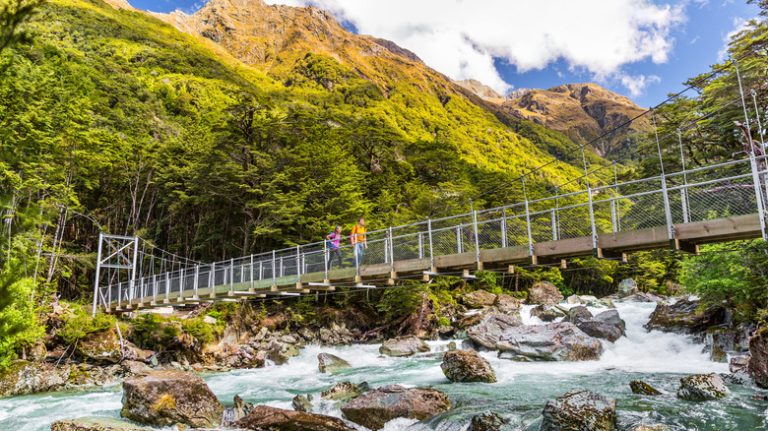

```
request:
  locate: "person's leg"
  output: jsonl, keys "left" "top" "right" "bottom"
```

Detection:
{"left": 335, "top": 249, "right": 343, "bottom": 268}
{"left": 358, "top": 243, "right": 365, "bottom": 265}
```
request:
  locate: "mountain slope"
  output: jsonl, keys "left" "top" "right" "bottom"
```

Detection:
{"left": 0, "top": 0, "right": 616, "bottom": 288}
{"left": 500, "top": 83, "right": 651, "bottom": 159}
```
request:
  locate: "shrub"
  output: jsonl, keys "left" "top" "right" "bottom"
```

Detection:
{"left": 58, "top": 305, "right": 116, "bottom": 345}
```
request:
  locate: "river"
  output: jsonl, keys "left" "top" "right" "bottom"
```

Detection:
{"left": 1, "top": 301, "right": 766, "bottom": 430}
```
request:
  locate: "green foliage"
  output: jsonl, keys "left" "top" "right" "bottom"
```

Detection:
{"left": 181, "top": 316, "right": 219, "bottom": 345}
{"left": 128, "top": 314, "right": 180, "bottom": 351}
{"left": 376, "top": 284, "right": 429, "bottom": 322}
{"left": 0, "top": 261, "right": 44, "bottom": 368}
{"left": 57, "top": 304, "right": 116, "bottom": 345}
{"left": 680, "top": 241, "right": 768, "bottom": 322}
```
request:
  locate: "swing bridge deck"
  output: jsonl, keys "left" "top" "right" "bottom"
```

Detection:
{"left": 94, "top": 155, "right": 768, "bottom": 313}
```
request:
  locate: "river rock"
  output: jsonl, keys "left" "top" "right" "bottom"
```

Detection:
{"left": 629, "top": 380, "right": 661, "bottom": 395}
{"left": 645, "top": 298, "right": 725, "bottom": 334}
{"left": 676, "top": 373, "right": 729, "bottom": 401}
{"left": 630, "top": 425, "right": 668, "bottom": 431}
{"left": 527, "top": 281, "right": 564, "bottom": 305}
{"left": 468, "top": 412, "right": 508, "bottom": 431}
{"left": 0, "top": 361, "right": 122, "bottom": 397}
{"left": 749, "top": 327, "right": 768, "bottom": 387}
{"left": 223, "top": 394, "right": 254, "bottom": 426}
{"left": 496, "top": 322, "right": 603, "bottom": 361}
{"left": 730, "top": 354, "right": 750, "bottom": 374}
{"left": 531, "top": 305, "right": 564, "bottom": 322}
{"left": 318, "top": 353, "right": 351, "bottom": 373}
{"left": 322, "top": 381, "right": 368, "bottom": 401}
{"left": 76, "top": 328, "right": 123, "bottom": 364}
{"left": 495, "top": 294, "right": 522, "bottom": 313}
{"left": 51, "top": 417, "right": 152, "bottom": 430}
{"left": 622, "top": 292, "right": 664, "bottom": 303}
{"left": 618, "top": 279, "right": 638, "bottom": 297}
{"left": 441, "top": 349, "right": 496, "bottom": 383}
{"left": 236, "top": 405, "right": 355, "bottom": 431}
{"left": 379, "top": 335, "right": 430, "bottom": 357}
{"left": 120, "top": 370, "right": 223, "bottom": 427}
{"left": 292, "top": 394, "right": 313, "bottom": 412}
{"left": 340, "top": 385, "right": 451, "bottom": 430}
{"left": 462, "top": 290, "right": 498, "bottom": 308}
{"left": 541, "top": 390, "right": 616, "bottom": 431}
{"left": 467, "top": 313, "right": 522, "bottom": 350}
{"left": 563, "top": 306, "right": 593, "bottom": 324}
{"left": 577, "top": 310, "right": 626, "bottom": 342}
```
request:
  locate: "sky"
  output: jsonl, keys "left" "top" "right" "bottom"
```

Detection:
{"left": 129, "top": 0, "right": 760, "bottom": 107}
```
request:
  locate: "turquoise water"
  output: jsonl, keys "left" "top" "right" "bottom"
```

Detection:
{"left": 1, "top": 302, "right": 765, "bottom": 431}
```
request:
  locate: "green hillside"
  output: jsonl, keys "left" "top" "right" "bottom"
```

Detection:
{"left": 0, "top": 0, "right": 604, "bottom": 297}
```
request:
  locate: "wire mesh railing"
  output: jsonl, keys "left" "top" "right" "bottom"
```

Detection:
{"left": 97, "top": 154, "right": 768, "bottom": 310}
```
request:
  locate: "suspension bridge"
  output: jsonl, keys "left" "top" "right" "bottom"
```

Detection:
{"left": 91, "top": 57, "right": 768, "bottom": 315}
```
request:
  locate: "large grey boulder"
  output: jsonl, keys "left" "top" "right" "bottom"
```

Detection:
{"left": 379, "top": 336, "right": 430, "bottom": 357}
{"left": 563, "top": 306, "right": 593, "bottom": 325}
{"left": 340, "top": 385, "right": 451, "bottom": 430}
{"left": 541, "top": 390, "right": 616, "bottom": 431}
{"left": 676, "top": 373, "right": 729, "bottom": 401}
{"left": 496, "top": 322, "right": 603, "bottom": 361}
{"left": 317, "top": 353, "right": 351, "bottom": 373}
{"left": 531, "top": 304, "right": 565, "bottom": 322}
{"left": 749, "top": 327, "right": 768, "bottom": 387}
{"left": 235, "top": 405, "right": 355, "bottom": 431}
{"left": 527, "top": 281, "right": 564, "bottom": 305}
{"left": 577, "top": 310, "right": 626, "bottom": 342}
{"left": 120, "top": 370, "right": 223, "bottom": 428}
{"left": 468, "top": 412, "right": 508, "bottom": 431}
{"left": 645, "top": 298, "right": 725, "bottom": 334}
{"left": 467, "top": 313, "right": 522, "bottom": 350}
{"left": 441, "top": 349, "right": 496, "bottom": 383}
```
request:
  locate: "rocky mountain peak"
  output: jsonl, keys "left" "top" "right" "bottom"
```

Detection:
{"left": 454, "top": 79, "right": 504, "bottom": 103}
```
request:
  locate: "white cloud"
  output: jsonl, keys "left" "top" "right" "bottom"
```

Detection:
{"left": 265, "top": 0, "right": 683, "bottom": 96}
{"left": 619, "top": 73, "right": 661, "bottom": 97}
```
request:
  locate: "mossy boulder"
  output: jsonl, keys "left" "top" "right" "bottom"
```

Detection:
{"left": 341, "top": 385, "right": 451, "bottom": 430}
{"left": 441, "top": 349, "right": 496, "bottom": 383}
{"left": 676, "top": 373, "right": 729, "bottom": 401}
{"left": 629, "top": 380, "right": 661, "bottom": 396}
{"left": 120, "top": 370, "right": 223, "bottom": 427}
{"left": 469, "top": 412, "right": 508, "bottom": 431}
{"left": 321, "top": 381, "right": 369, "bottom": 401}
{"left": 461, "top": 290, "right": 498, "bottom": 309}
{"left": 644, "top": 299, "right": 725, "bottom": 334}
{"left": 541, "top": 390, "right": 616, "bottom": 431}
{"left": 748, "top": 326, "right": 768, "bottom": 387}
{"left": 76, "top": 328, "right": 122, "bottom": 364}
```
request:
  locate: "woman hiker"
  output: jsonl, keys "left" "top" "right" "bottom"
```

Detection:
{"left": 350, "top": 217, "right": 367, "bottom": 267}
{"left": 326, "top": 225, "right": 343, "bottom": 269}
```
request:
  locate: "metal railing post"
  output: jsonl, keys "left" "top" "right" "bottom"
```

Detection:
{"left": 272, "top": 250, "right": 277, "bottom": 287}
{"left": 522, "top": 177, "right": 534, "bottom": 257}
{"left": 418, "top": 232, "right": 424, "bottom": 259}
{"left": 194, "top": 265, "right": 199, "bottom": 299}
{"left": 209, "top": 262, "right": 216, "bottom": 298}
{"left": 472, "top": 210, "right": 481, "bottom": 265}
{"left": 456, "top": 225, "right": 463, "bottom": 253}
{"left": 749, "top": 150, "right": 768, "bottom": 239}
{"left": 296, "top": 245, "right": 301, "bottom": 284}
{"left": 249, "top": 254, "right": 254, "bottom": 290}
{"left": 661, "top": 174, "right": 674, "bottom": 240}
{"left": 501, "top": 208, "right": 508, "bottom": 248}
{"left": 128, "top": 237, "right": 139, "bottom": 303}
{"left": 323, "top": 238, "right": 329, "bottom": 281}
{"left": 230, "top": 258, "right": 235, "bottom": 294}
{"left": 91, "top": 232, "right": 104, "bottom": 316}
{"left": 427, "top": 218, "right": 434, "bottom": 269}
{"left": 388, "top": 227, "right": 395, "bottom": 270}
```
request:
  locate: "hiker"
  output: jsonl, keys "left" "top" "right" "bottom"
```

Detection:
{"left": 350, "top": 217, "right": 367, "bottom": 266}
{"left": 326, "top": 225, "right": 343, "bottom": 269}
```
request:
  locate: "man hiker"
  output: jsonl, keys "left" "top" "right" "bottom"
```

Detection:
{"left": 326, "top": 225, "right": 343, "bottom": 269}
{"left": 350, "top": 217, "right": 367, "bottom": 267}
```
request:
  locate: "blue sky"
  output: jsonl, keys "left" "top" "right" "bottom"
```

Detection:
{"left": 129, "top": 0, "right": 759, "bottom": 107}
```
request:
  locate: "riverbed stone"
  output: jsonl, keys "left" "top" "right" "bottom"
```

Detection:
{"left": 441, "top": 349, "right": 496, "bottom": 383}
{"left": 541, "top": 390, "right": 616, "bottom": 431}
{"left": 676, "top": 373, "right": 729, "bottom": 401}
{"left": 527, "top": 281, "right": 564, "bottom": 305}
{"left": 236, "top": 405, "right": 356, "bottom": 431}
{"left": 76, "top": 328, "right": 123, "bottom": 364}
{"left": 340, "top": 385, "right": 451, "bottom": 430}
{"left": 318, "top": 353, "right": 351, "bottom": 373}
{"left": 467, "top": 313, "right": 523, "bottom": 350}
{"left": 379, "top": 335, "right": 430, "bottom": 357}
{"left": 531, "top": 305, "right": 564, "bottom": 322}
{"left": 120, "top": 370, "right": 223, "bottom": 428}
{"left": 223, "top": 394, "right": 254, "bottom": 426}
{"left": 468, "top": 412, "right": 508, "bottom": 431}
{"left": 618, "top": 279, "right": 638, "bottom": 297}
{"left": 645, "top": 298, "right": 725, "bottom": 334}
{"left": 322, "top": 381, "right": 368, "bottom": 401}
{"left": 748, "top": 327, "right": 768, "bottom": 388}
{"left": 576, "top": 309, "right": 625, "bottom": 342}
{"left": 630, "top": 425, "right": 668, "bottom": 431}
{"left": 563, "top": 306, "right": 593, "bottom": 325}
{"left": 0, "top": 361, "right": 122, "bottom": 397}
{"left": 51, "top": 418, "right": 152, "bottom": 431}
{"left": 495, "top": 294, "right": 522, "bottom": 313}
{"left": 292, "top": 394, "right": 313, "bottom": 412}
{"left": 462, "top": 290, "right": 498, "bottom": 308}
{"left": 629, "top": 380, "right": 661, "bottom": 396}
{"left": 497, "top": 322, "right": 603, "bottom": 361}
